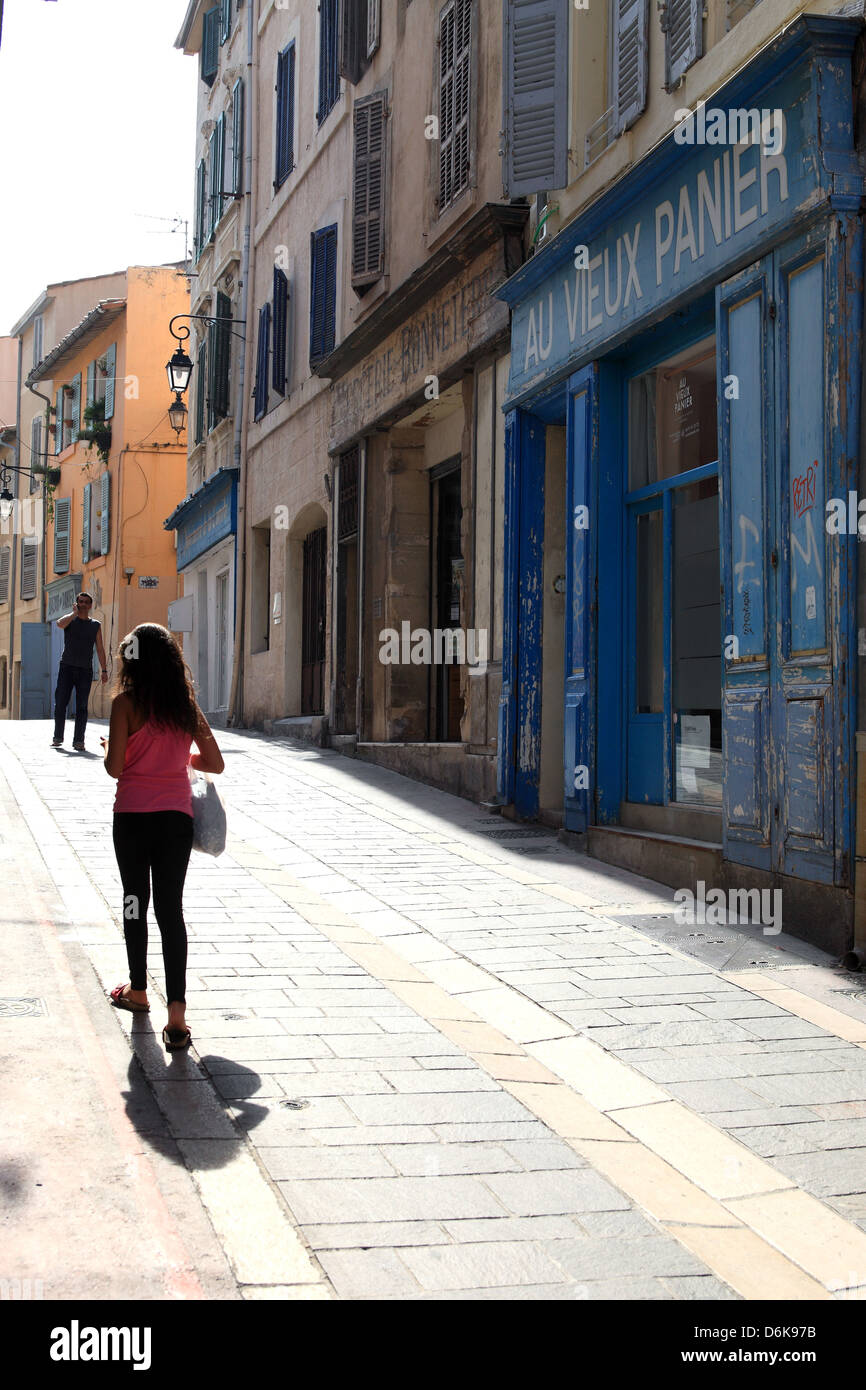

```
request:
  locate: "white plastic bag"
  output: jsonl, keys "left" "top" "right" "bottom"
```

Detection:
{"left": 188, "top": 767, "right": 226, "bottom": 856}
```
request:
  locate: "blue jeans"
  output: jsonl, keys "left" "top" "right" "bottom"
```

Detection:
{"left": 53, "top": 664, "right": 93, "bottom": 744}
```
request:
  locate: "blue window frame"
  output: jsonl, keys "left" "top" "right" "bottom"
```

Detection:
{"left": 275, "top": 43, "right": 296, "bottom": 188}
{"left": 317, "top": 0, "right": 340, "bottom": 125}
{"left": 309, "top": 225, "right": 338, "bottom": 366}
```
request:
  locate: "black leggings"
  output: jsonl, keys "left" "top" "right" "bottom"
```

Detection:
{"left": 113, "top": 812, "right": 194, "bottom": 1005}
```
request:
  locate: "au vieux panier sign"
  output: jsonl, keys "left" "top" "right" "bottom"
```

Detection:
{"left": 505, "top": 65, "right": 826, "bottom": 401}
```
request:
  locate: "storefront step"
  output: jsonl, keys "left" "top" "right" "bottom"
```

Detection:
{"left": 619, "top": 801, "right": 722, "bottom": 843}
{"left": 265, "top": 715, "right": 326, "bottom": 746}
{"left": 587, "top": 825, "right": 722, "bottom": 893}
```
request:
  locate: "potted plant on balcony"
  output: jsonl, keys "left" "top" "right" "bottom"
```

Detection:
{"left": 81, "top": 399, "right": 112, "bottom": 466}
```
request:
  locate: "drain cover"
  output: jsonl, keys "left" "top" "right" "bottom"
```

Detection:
{"left": 833, "top": 988, "right": 866, "bottom": 1001}
{"left": 0, "top": 998, "right": 46, "bottom": 1018}
{"left": 474, "top": 827, "right": 553, "bottom": 840}
{"left": 222, "top": 1013, "right": 246, "bottom": 1021}
{"left": 279, "top": 1098, "right": 310, "bottom": 1110}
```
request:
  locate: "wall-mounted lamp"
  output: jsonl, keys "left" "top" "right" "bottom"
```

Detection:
{"left": 123, "top": 566, "right": 135, "bottom": 586}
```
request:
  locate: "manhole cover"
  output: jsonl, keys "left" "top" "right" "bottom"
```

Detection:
{"left": 222, "top": 1013, "right": 246, "bottom": 1021}
{"left": 0, "top": 998, "right": 46, "bottom": 1018}
{"left": 474, "top": 827, "right": 553, "bottom": 840}
{"left": 279, "top": 1099, "right": 310, "bottom": 1110}
{"left": 516, "top": 845, "right": 567, "bottom": 855}
{"left": 833, "top": 988, "right": 866, "bottom": 1001}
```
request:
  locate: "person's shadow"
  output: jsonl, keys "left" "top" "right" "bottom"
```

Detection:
{"left": 120, "top": 1020, "right": 269, "bottom": 1170}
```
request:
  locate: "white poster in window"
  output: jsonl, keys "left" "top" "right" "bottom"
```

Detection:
{"left": 679, "top": 714, "right": 711, "bottom": 768}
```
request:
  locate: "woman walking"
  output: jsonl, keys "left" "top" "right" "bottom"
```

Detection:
{"left": 102, "top": 623, "right": 224, "bottom": 1050}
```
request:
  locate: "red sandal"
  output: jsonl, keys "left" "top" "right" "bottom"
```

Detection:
{"left": 109, "top": 984, "right": 150, "bottom": 1013}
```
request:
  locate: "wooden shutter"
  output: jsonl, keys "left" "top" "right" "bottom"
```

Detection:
{"left": 318, "top": 0, "right": 339, "bottom": 122}
{"left": 340, "top": 0, "right": 368, "bottom": 85}
{"left": 367, "top": 0, "right": 380, "bottom": 57}
{"left": 438, "top": 0, "right": 472, "bottom": 210}
{"left": 0, "top": 547, "right": 9, "bottom": 604}
{"left": 195, "top": 159, "right": 207, "bottom": 256}
{"left": 201, "top": 7, "right": 219, "bottom": 84}
{"left": 20, "top": 539, "right": 37, "bottom": 600}
{"left": 213, "top": 291, "right": 232, "bottom": 419}
{"left": 54, "top": 496, "right": 71, "bottom": 574}
{"left": 195, "top": 335, "right": 207, "bottom": 443}
{"left": 54, "top": 389, "right": 63, "bottom": 454}
{"left": 207, "top": 317, "right": 217, "bottom": 431}
{"left": 352, "top": 94, "right": 386, "bottom": 284}
{"left": 30, "top": 416, "right": 42, "bottom": 493}
{"left": 82, "top": 482, "right": 91, "bottom": 561}
{"left": 100, "top": 472, "right": 110, "bottom": 556}
{"left": 272, "top": 269, "right": 289, "bottom": 394}
{"left": 209, "top": 119, "right": 224, "bottom": 232}
{"left": 232, "top": 78, "right": 244, "bottom": 196}
{"left": 104, "top": 344, "right": 117, "bottom": 420}
{"left": 663, "top": 0, "right": 702, "bottom": 89}
{"left": 310, "top": 226, "right": 337, "bottom": 365}
{"left": 220, "top": 0, "right": 231, "bottom": 44}
{"left": 275, "top": 45, "right": 295, "bottom": 186}
{"left": 614, "top": 0, "right": 648, "bottom": 133}
{"left": 70, "top": 372, "right": 81, "bottom": 442}
{"left": 504, "top": 0, "right": 569, "bottom": 197}
{"left": 254, "top": 304, "right": 270, "bottom": 420}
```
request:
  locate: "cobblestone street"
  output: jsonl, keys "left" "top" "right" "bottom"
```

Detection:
{"left": 5, "top": 720, "right": 866, "bottom": 1302}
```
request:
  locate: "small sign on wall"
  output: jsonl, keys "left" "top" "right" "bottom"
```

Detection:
{"left": 138, "top": 576, "right": 159, "bottom": 589}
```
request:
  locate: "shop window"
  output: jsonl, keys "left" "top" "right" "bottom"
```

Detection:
{"left": 250, "top": 524, "right": 271, "bottom": 654}
{"left": 275, "top": 44, "right": 295, "bottom": 189}
{"left": 309, "top": 225, "right": 338, "bottom": 367}
{"left": 317, "top": 0, "right": 340, "bottom": 125}
{"left": 352, "top": 93, "right": 386, "bottom": 289}
{"left": 438, "top": 0, "right": 472, "bottom": 212}
{"left": 628, "top": 346, "right": 717, "bottom": 489}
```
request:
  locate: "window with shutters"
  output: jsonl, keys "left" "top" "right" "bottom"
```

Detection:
{"left": 195, "top": 159, "right": 208, "bottom": 257}
{"left": 32, "top": 315, "right": 43, "bottom": 367}
{"left": 209, "top": 115, "right": 226, "bottom": 234}
{"left": 317, "top": 0, "right": 340, "bottom": 125}
{"left": 82, "top": 481, "right": 92, "bottom": 560}
{"left": 367, "top": 0, "right": 380, "bottom": 57}
{"left": 231, "top": 79, "right": 244, "bottom": 197}
{"left": 352, "top": 94, "right": 386, "bottom": 289}
{"left": 272, "top": 269, "right": 289, "bottom": 396}
{"left": 438, "top": 0, "right": 472, "bottom": 214}
{"left": 661, "top": 0, "right": 702, "bottom": 90}
{"left": 20, "top": 538, "right": 37, "bottom": 601}
{"left": 54, "top": 390, "right": 62, "bottom": 456}
{"left": 309, "top": 225, "right": 338, "bottom": 367}
{"left": 220, "top": 0, "right": 231, "bottom": 44}
{"left": 275, "top": 44, "right": 295, "bottom": 189}
{"left": 504, "top": 0, "right": 569, "bottom": 198}
{"left": 53, "top": 496, "right": 71, "bottom": 575}
{"left": 103, "top": 344, "right": 117, "bottom": 422}
{"left": 99, "top": 471, "right": 110, "bottom": 556}
{"left": 201, "top": 7, "right": 220, "bottom": 85}
{"left": 0, "top": 546, "right": 9, "bottom": 605}
{"left": 253, "top": 304, "right": 270, "bottom": 421}
{"left": 341, "top": 0, "right": 373, "bottom": 85}
{"left": 30, "top": 417, "right": 42, "bottom": 494}
{"left": 209, "top": 292, "right": 232, "bottom": 422}
{"left": 614, "top": 0, "right": 649, "bottom": 134}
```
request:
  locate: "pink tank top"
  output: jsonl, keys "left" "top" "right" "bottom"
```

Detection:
{"left": 113, "top": 718, "right": 194, "bottom": 816}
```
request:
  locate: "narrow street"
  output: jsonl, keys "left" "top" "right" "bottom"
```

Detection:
{"left": 4, "top": 720, "right": 866, "bottom": 1302}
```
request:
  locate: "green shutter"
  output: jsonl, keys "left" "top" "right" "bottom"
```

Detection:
{"left": 54, "top": 496, "right": 71, "bottom": 574}
{"left": 195, "top": 335, "right": 207, "bottom": 443}
{"left": 104, "top": 344, "right": 117, "bottom": 420}
{"left": 214, "top": 291, "right": 232, "bottom": 418}
{"left": 100, "top": 472, "right": 110, "bottom": 556}
{"left": 86, "top": 360, "right": 96, "bottom": 410}
{"left": 54, "top": 390, "right": 62, "bottom": 454}
{"left": 232, "top": 78, "right": 244, "bottom": 196}
{"left": 82, "top": 482, "right": 91, "bottom": 561}
{"left": 201, "top": 7, "right": 219, "bottom": 84}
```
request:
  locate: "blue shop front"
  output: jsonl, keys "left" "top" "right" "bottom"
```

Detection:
{"left": 496, "top": 18, "right": 863, "bottom": 952}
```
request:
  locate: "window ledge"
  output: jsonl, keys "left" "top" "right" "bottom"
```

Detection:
{"left": 424, "top": 186, "right": 478, "bottom": 257}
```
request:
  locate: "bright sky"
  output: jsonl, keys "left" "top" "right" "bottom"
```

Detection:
{"left": 0, "top": 0, "right": 197, "bottom": 333}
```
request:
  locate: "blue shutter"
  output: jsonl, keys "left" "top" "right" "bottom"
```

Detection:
{"left": 100, "top": 472, "right": 110, "bottom": 556}
{"left": 232, "top": 78, "right": 244, "bottom": 196}
{"left": 504, "top": 0, "right": 569, "bottom": 197}
{"left": 53, "top": 496, "right": 71, "bottom": 574}
{"left": 70, "top": 372, "right": 81, "bottom": 443}
{"left": 663, "top": 0, "right": 702, "bottom": 89}
{"left": 614, "top": 0, "right": 649, "bottom": 133}
{"left": 275, "top": 45, "right": 295, "bottom": 187}
{"left": 272, "top": 268, "right": 289, "bottom": 394}
{"left": 310, "top": 225, "right": 338, "bottom": 366}
{"left": 201, "top": 7, "right": 219, "bottom": 84}
{"left": 254, "top": 304, "right": 270, "bottom": 420}
{"left": 104, "top": 344, "right": 117, "bottom": 420}
{"left": 82, "top": 482, "right": 91, "bottom": 561}
{"left": 317, "top": 0, "right": 339, "bottom": 124}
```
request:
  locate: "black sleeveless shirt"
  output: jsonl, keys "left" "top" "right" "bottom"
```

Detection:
{"left": 61, "top": 617, "right": 100, "bottom": 669}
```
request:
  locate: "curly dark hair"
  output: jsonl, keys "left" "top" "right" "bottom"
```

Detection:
{"left": 114, "top": 623, "right": 199, "bottom": 736}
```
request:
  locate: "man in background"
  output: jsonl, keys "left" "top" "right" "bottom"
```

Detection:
{"left": 52, "top": 592, "right": 108, "bottom": 750}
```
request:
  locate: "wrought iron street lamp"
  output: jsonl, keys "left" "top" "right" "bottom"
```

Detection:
{"left": 168, "top": 394, "right": 188, "bottom": 438}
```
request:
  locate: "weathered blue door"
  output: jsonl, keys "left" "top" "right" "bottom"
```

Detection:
{"left": 718, "top": 227, "right": 856, "bottom": 886}
{"left": 20, "top": 622, "right": 52, "bottom": 719}
{"left": 563, "top": 366, "right": 596, "bottom": 831}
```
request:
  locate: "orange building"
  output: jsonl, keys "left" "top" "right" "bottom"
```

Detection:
{"left": 24, "top": 264, "right": 189, "bottom": 721}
